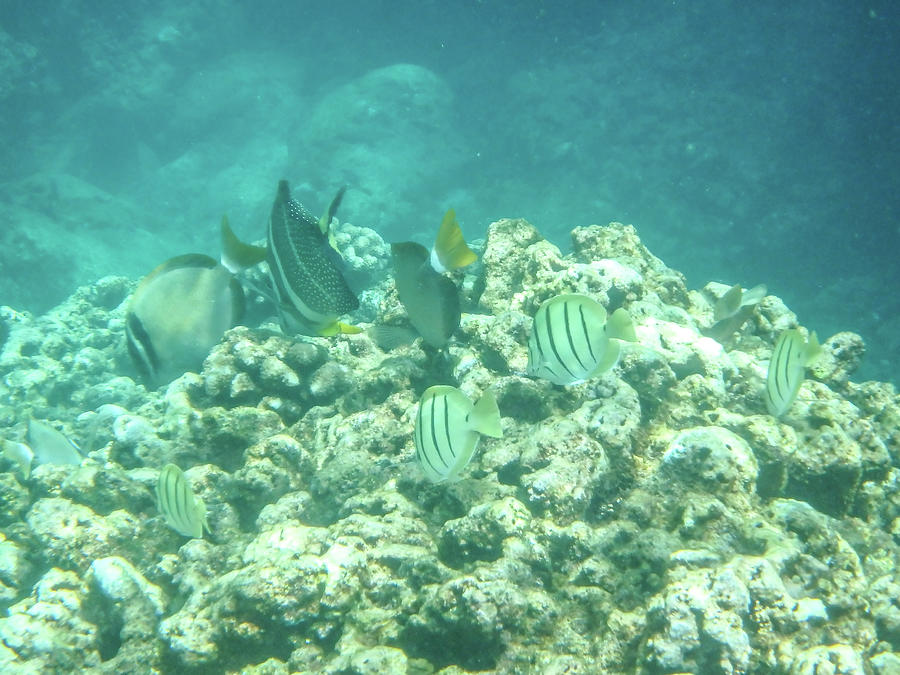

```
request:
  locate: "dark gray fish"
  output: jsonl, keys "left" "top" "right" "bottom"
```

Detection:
{"left": 266, "top": 180, "right": 358, "bottom": 335}
{"left": 391, "top": 242, "right": 461, "bottom": 348}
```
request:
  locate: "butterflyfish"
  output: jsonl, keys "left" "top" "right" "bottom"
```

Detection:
{"left": 765, "top": 328, "right": 822, "bottom": 418}
{"left": 126, "top": 254, "right": 244, "bottom": 385}
{"left": 527, "top": 293, "right": 637, "bottom": 386}
{"left": 414, "top": 385, "right": 502, "bottom": 483}
{"left": 155, "top": 463, "right": 210, "bottom": 539}
{"left": 26, "top": 419, "right": 83, "bottom": 467}
{"left": 266, "top": 180, "right": 359, "bottom": 336}
{"left": 390, "top": 209, "right": 476, "bottom": 348}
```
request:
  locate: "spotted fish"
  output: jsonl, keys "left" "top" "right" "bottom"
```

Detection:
{"left": 266, "top": 180, "right": 359, "bottom": 336}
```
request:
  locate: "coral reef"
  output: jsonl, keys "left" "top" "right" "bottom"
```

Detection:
{"left": 1, "top": 218, "right": 899, "bottom": 673}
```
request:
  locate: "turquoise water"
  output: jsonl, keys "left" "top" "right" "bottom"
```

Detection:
{"left": 2, "top": 3, "right": 900, "bottom": 672}
{"left": 2, "top": 1, "right": 897, "bottom": 383}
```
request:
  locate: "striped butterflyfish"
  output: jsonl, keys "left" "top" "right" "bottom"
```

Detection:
{"left": 765, "top": 328, "right": 822, "bottom": 418}
{"left": 155, "top": 463, "right": 210, "bottom": 539}
{"left": 527, "top": 294, "right": 637, "bottom": 386}
{"left": 414, "top": 385, "right": 502, "bottom": 483}
{"left": 125, "top": 254, "right": 244, "bottom": 386}
{"left": 266, "top": 180, "right": 359, "bottom": 336}
{"left": 390, "top": 209, "right": 477, "bottom": 348}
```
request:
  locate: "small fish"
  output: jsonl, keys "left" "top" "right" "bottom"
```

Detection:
{"left": 714, "top": 283, "right": 766, "bottom": 321}
{"left": 765, "top": 328, "right": 822, "bottom": 418}
{"left": 155, "top": 463, "right": 210, "bottom": 539}
{"left": 527, "top": 294, "right": 637, "bottom": 386}
{"left": 391, "top": 209, "right": 476, "bottom": 348}
{"left": 266, "top": 180, "right": 359, "bottom": 336}
{"left": 27, "top": 419, "right": 83, "bottom": 467}
{"left": 414, "top": 385, "right": 502, "bottom": 483}
{"left": 2, "top": 439, "right": 34, "bottom": 478}
{"left": 126, "top": 254, "right": 244, "bottom": 385}
{"left": 704, "top": 283, "right": 767, "bottom": 343}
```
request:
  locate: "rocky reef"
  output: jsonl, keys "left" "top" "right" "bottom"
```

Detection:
{"left": 1, "top": 218, "right": 899, "bottom": 674}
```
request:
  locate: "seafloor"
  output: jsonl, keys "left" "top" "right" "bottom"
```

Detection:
{"left": 1, "top": 217, "right": 899, "bottom": 674}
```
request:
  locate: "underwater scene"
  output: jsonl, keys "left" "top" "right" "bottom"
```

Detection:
{"left": 1, "top": 1, "right": 899, "bottom": 673}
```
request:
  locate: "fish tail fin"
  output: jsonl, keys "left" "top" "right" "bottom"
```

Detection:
{"left": 221, "top": 215, "right": 267, "bottom": 273}
{"left": 319, "top": 185, "right": 348, "bottom": 234}
{"left": 470, "top": 390, "right": 503, "bottom": 438}
{"left": 368, "top": 323, "right": 419, "bottom": 351}
{"left": 195, "top": 496, "right": 211, "bottom": 538}
{"left": 431, "top": 209, "right": 477, "bottom": 272}
{"left": 606, "top": 308, "right": 637, "bottom": 342}
{"left": 588, "top": 339, "right": 622, "bottom": 379}
{"left": 806, "top": 331, "right": 822, "bottom": 364}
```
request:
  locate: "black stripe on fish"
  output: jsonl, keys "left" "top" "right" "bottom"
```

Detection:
{"left": 442, "top": 394, "right": 455, "bottom": 464}
{"left": 770, "top": 334, "right": 792, "bottom": 407}
{"left": 173, "top": 470, "right": 188, "bottom": 529}
{"left": 546, "top": 304, "right": 578, "bottom": 380}
{"left": 416, "top": 396, "right": 442, "bottom": 475}
{"left": 563, "top": 300, "right": 588, "bottom": 372}
{"left": 125, "top": 312, "right": 160, "bottom": 379}
{"left": 428, "top": 395, "right": 448, "bottom": 469}
{"left": 579, "top": 304, "right": 597, "bottom": 363}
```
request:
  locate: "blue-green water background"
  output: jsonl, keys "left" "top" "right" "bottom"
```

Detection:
{"left": 1, "top": 0, "right": 897, "bottom": 383}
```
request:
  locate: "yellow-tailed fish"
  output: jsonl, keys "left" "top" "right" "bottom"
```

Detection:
{"left": 527, "top": 293, "right": 637, "bottom": 385}
{"left": 220, "top": 215, "right": 267, "bottom": 274}
{"left": 266, "top": 180, "right": 359, "bottom": 336}
{"left": 26, "top": 419, "right": 83, "bottom": 467}
{"left": 390, "top": 209, "right": 476, "bottom": 348}
{"left": 414, "top": 385, "right": 502, "bottom": 483}
{"left": 155, "top": 463, "right": 210, "bottom": 539}
{"left": 765, "top": 328, "right": 822, "bottom": 418}
{"left": 126, "top": 254, "right": 244, "bottom": 385}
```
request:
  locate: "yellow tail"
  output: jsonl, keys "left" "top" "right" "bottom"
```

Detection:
{"left": 432, "top": 209, "right": 477, "bottom": 272}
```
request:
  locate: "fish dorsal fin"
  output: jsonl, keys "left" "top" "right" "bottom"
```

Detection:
{"left": 136, "top": 254, "right": 219, "bottom": 295}
{"left": 318, "top": 185, "right": 348, "bottom": 235}
{"left": 220, "top": 215, "right": 267, "bottom": 273}
{"left": 468, "top": 390, "right": 502, "bottom": 438}
{"left": 431, "top": 209, "right": 477, "bottom": 273}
